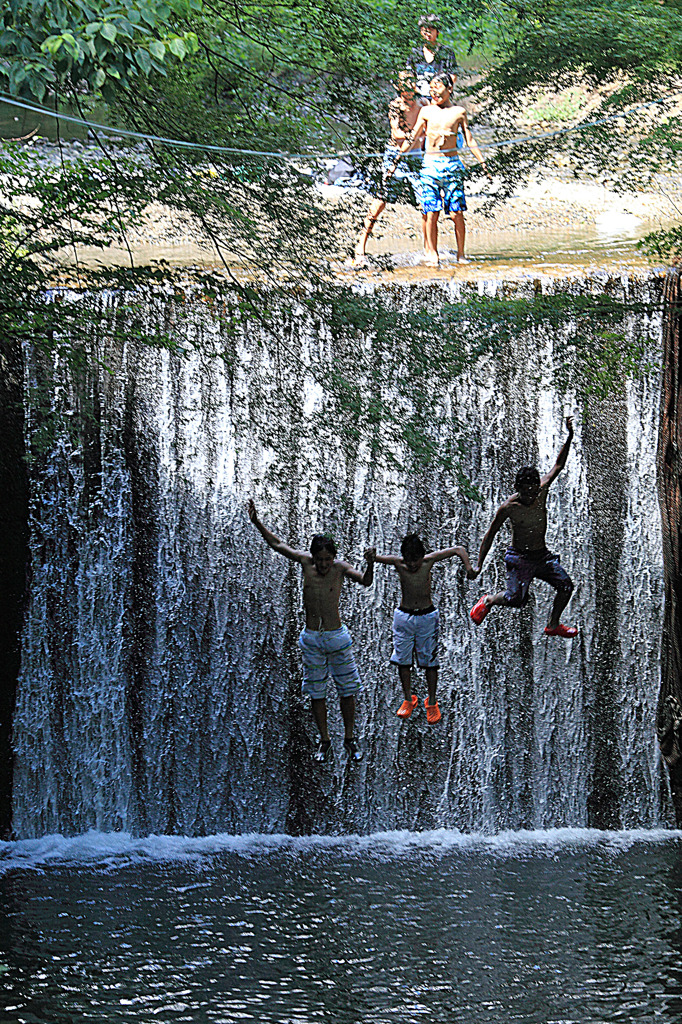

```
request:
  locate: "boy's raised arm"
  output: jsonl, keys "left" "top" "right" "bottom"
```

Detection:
{"left": 476, "top": 506, "right": 509, "bottom": 572}
{"left": 428, "top": 544, "right": 477, "bottom": 578}
{"left": 541, "top": 416, "right": 574, "bottom": 487}
{"left": 341, "top": 548, "right": 376, "bottom": 587}
{"left": 373, "top": 553, "right": 402, "bottom": 566}
{"left": 247, "top": 499, "right": 308, "bottom": 562}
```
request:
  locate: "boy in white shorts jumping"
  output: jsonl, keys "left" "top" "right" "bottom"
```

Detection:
{"left": 373, "top": 533, "right": 476, "bottom": 723}
{"left": 248, "top": 499, "right": 375, "bottom": 762}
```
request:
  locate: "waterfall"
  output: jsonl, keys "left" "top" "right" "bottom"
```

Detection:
{"left": 10, "top": 271, "right": 670, "bottom": 838}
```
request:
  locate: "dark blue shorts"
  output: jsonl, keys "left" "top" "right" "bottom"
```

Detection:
{"left": 504, "top": 548, "right": 574, "bottom": 608}
{"left": 377, "top": 147, "right": 423, "bottom": 206}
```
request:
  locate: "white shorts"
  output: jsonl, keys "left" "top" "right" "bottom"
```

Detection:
{"left": 390, "top": 607, "right": 440, "bottom": 669}
{"left": 298, "top": 625, "right": 361, "bottom": 699}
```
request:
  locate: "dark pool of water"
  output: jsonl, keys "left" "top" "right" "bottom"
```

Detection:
{"left": 1, "top": 830, "right": 682, "bottom": 1023}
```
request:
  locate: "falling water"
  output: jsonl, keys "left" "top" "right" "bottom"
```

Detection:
{"left": 10, "top": 271, "right": 669, "bottom": 839}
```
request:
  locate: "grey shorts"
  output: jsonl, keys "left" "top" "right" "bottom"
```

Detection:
{"left": 298, "top": 625, "right": 361, "bottom": 699}
{"left": 390, "top": 606, "right": 439, "bottom": 668}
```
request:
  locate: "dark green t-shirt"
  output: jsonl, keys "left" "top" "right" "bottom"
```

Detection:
{"left": 409, "top": 44, "right": 458, "bottom": 97}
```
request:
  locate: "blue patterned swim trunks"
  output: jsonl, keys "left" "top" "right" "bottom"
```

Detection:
{"left": 420, "top": 152, "right": 467, "bottom": 214}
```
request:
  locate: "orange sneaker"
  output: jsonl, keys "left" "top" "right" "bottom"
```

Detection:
{"left": 397, "top": 694, "right": 418, "bottom": 718}
{"left": 544, "top": 624, "right": 578, "bottom": 638}
{"left": 470, "top": 596, "right": 490, "bottom": 625}
{"left": 424, "top": 699, "right": 441, "bottom": 724}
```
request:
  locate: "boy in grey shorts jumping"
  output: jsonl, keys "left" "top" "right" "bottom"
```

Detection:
{"left": 248, "top": 500, "right": 375, "bottom": 762}
{"left": 374, "top": 533, "right": 476, "bottom": 723}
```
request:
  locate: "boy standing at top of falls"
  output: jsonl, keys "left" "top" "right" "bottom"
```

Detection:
{"left": 352, "top": 69, "right": 429, "bottom": 267}
{"left": 373, "top": 533, "right": 477, "bottom": 723}
{"left": 389, "top": 71, "right": 489, "bottom": 267}
{"left": 248, "top": 500, "right": 375, "bottom": 763}
{"left": 470, "top": 416, "right": 578, "bottom": 638}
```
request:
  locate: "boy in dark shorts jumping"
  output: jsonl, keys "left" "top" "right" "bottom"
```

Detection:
{"left": 374, "top": 533, "right": 476, "bottom": 723}
{"left": 470, "top": 416, "right": 578, "bottom": 638}
{"left": 248, "top": 500, "right": 375, "bottom": 762}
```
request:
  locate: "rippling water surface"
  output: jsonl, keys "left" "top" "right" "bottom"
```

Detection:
{"left": 2, "top": 829, "right": 682, "bottom": 1023}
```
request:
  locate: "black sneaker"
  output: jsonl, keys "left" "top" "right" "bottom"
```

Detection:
{"left": 343, "top": 737, "right": 363, "bottom": 762}
{"left": 314, "top": 739, "right": 333, "bottom": 763}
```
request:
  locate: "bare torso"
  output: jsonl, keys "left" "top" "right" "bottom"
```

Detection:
{"left": 505, "top": 487, "right": 549, "bottom": 553}
{"left": 422, "top": 103, "right": 466, "bottom": 153}
{"left": 301, "top": 559, "right": 347, "bottom": 630}
{"left": 389, "top": 96, "right": 428, "bottom": 149}
{"left": 394, "top": 561, "right": 434, "bottom": 609}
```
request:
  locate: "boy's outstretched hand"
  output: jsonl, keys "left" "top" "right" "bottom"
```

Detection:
{"left": 364, "top": 547, "right": 376, "bottom": 563}
{"left": 566, "top": 415, "right": 574, "bottom": 434}
{"left": 247, "top": 499, "right": 257, "bottom": 523}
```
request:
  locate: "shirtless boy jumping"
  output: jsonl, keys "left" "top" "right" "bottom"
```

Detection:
{"left": 248, "top": 500, "right": 374, "bottom": 762}
{"left": 374, "top": 533, "right": 476, "bottom": 723}
{"left": 391, "top": 71, "right": 489, "bottom": 267}
{"left": 470, "top": 417, "right": 578, "bottom": 638}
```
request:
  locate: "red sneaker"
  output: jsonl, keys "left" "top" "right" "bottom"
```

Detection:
{"left": 397, "top": 694, "right": 418, "bottom": 718}
{"left": 470, "top": 596, "right": 490, "bottom": 625}
{"left": 544, "top": 624, "right": 578, "bottom": 638}
{"left": 424, "top": 699, "right": 441, "bottom": 724}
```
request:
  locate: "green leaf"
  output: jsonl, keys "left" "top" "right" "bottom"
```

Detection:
{"left": 100, "top": 21, "right": 117, "bottom": 42}
{"left": 183, "top": 30, "right": 198, "bottom": 54}
{"left": 116, "top": 17, "right": 134, "bottom": 37}
{"left": 31, "top": 76, "right": 46, "bottom": 101}
{"left": 134, "top": 45, "right": 152, "bottom": 73}
{"left": 166, "top": 35, "right": 186, "bottom": 58}
{"left": 41, "top": 34, "right": 63, "bottom": 54}
{"left": 61, "top": 35, "right": 82, "bottom": 59}
{"left": 0, "top": 29, "right": 19, "bottom": 48}
{"left": 138, "top": 4, "right": 158, "bottom": 26}
{"left": 148, "top": 38, "right": 165, "bottom": 60}
{"left": 93, "top": 67, "right": 106, "bottom": 86}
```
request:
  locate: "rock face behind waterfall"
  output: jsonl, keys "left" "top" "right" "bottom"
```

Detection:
{"left": 10, "top": 272, "right": 671, "bottom": 839}
{"left": 657, "top": 270, "right": 682, "bottom": 816}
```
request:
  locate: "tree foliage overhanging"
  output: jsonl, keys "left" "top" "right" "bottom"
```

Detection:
{"left": 0, "top": 0, "right": 677, "bottom": 483}
{"left": 3, "top": 0, "right": 682, "bottom": 278}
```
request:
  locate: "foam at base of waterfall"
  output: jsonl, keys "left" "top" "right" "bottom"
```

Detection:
{"left": 1, "top": 826, "right": 681, "bottom": 876}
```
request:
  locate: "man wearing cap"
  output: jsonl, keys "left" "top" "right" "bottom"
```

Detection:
{"left": 410, "top": 14, "right": 458, "bottom": 98}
